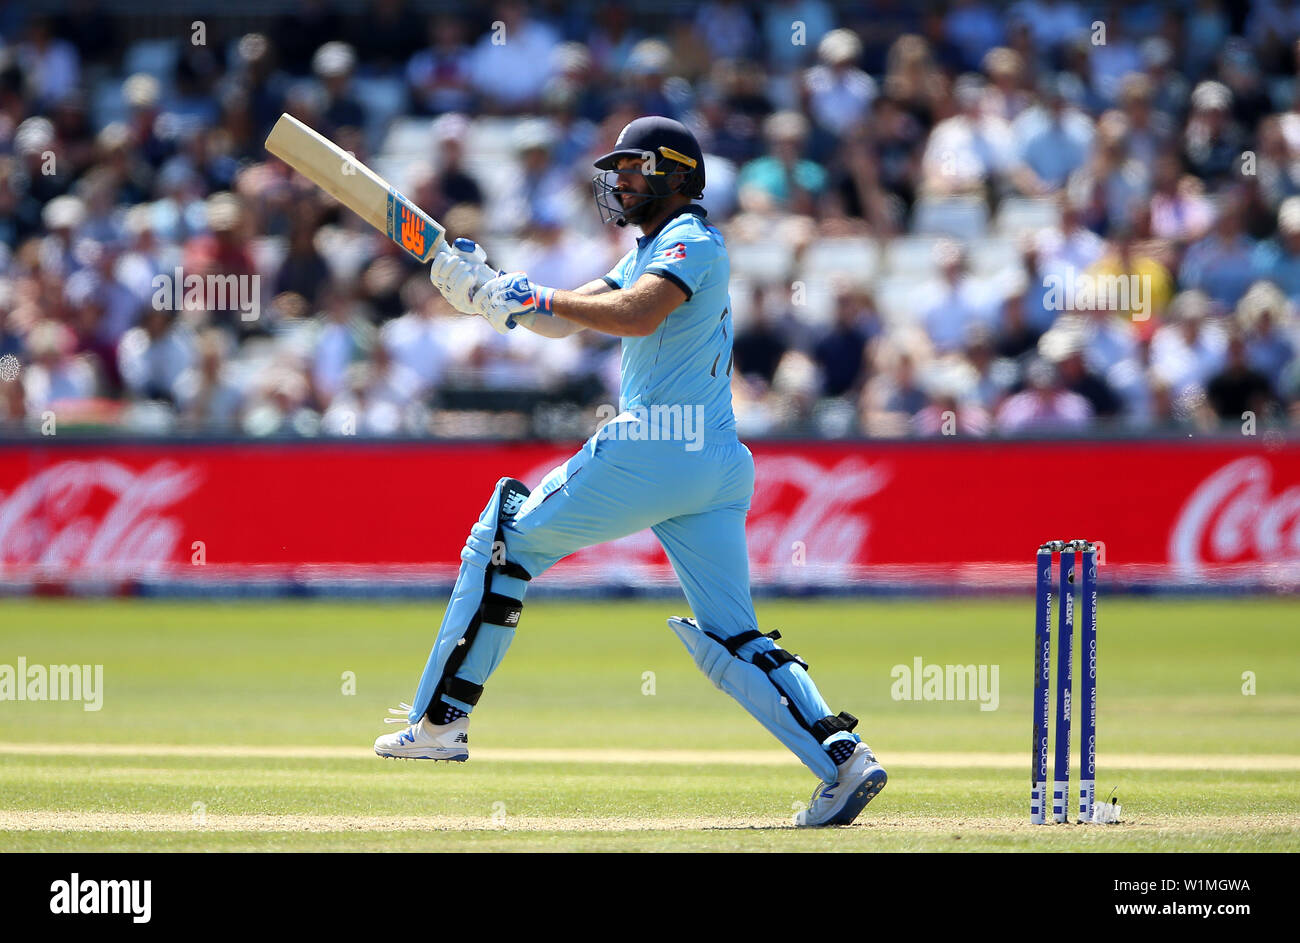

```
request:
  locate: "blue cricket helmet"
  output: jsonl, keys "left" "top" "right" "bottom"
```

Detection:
{"left": 591, "top": 116, "right": 705, "bottom": 226}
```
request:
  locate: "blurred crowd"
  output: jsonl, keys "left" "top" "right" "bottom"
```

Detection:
{"left": 3, "top": 0, "right": 1300, "bottom": 438}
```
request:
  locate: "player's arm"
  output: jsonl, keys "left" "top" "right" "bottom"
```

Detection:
{"left": 546, "top": 273, "right": 684, "bottom": 338}
{"left": 517, "top": 279, "right": 609, "bottom": 338}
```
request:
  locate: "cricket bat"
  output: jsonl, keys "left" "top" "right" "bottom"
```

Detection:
{"left": 265, "top": 112, "right": 448, "bottom": 262}
{"left": 265, "top": 112, "right": 524, "bottom": 327}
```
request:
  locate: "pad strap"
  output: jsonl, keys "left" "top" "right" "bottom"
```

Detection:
{"left": 811, "top": 711, "right": 859, "bottom": 743}
{"left": 752, "top": 648, "right": 808, "bottom": 673}
{"left": 442, "top": 676, "right": 484, "bottom": 707}
{"left": 481, "top": 592, "right": 524, "bottom": 627}
{"left": 710, "top": 628, "right": 782, "bottom": 655}
{"left": 496, "top": 560, "right": 532, "bottom": 581}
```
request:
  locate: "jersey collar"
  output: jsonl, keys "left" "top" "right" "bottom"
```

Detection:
{"left": 637, "top": 204, "right": 707, "bottom": 249}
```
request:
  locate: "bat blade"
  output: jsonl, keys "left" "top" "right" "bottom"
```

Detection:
{"left": 265, "top": 113, "right": 445, "bottom": 262}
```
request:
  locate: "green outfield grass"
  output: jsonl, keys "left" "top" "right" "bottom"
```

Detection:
{"left": 1, "top": 598, "right": 1297, "bottom": 851}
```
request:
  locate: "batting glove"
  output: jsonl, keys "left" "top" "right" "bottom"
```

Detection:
{"left": 476, "top": 271, "right": 554, "bottom": 332}
{"left": 430, "top": 238, "right": 498, "bottom": 316}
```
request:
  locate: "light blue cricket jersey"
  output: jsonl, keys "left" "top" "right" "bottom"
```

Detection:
{"left": 602, "top": 205, "right": 736, "bottom": 438}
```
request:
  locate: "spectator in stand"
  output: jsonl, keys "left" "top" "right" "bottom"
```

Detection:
{"left": 1116, "top": 73, "right": 1173, "bottom": 170}
{"left": 117, "top": 307, "right": 194, "bottom": 404}
{"left": 1179, "top": 192, "right": 1257, "bottom": 309}
{"left": 822, "top": 121, "right": 901, "bottom": 234}
{"left": 183, "top": 192, "right": 259, "bottom": 334}
{"left": 912, "top": 360, "right": 993, "bottom": 437}
{"left": 1150, "top": 290, "right": 1229, "bottom": 400}
{"left": 312, "top": 284, "right": 371, "bottom": 408}
{"left": 921, "top": 239, "right": 1003, "bottom": 354}
{"left": 427, "top": 113, "right": 485, "bottom": 215}
{"left": 689, "top": 88, "right": 762, "bottom": 167}
{"left": 996, "top": 355, "right": 1093, "bottom": 434}
{"left": 1252, "top": 116, "right": 1300, "bottom": 212}
{"left": 1148, "top": 150, "right": 1215, "bottom": 244}
{"left": 732, "top": 285, "right": 791, "bottom": 387}
{"left": 803, "top": 29, "right": 877, "bottom": 140}
{"left": 1036, "top": 192, "right": 1105, "bottom": 278}
{"left": 382, "top": 282, "right": 458, "bottom": 394}
{"left": 492, "top": 119, "right": 578, "bottom": 236}
{"left": 864, "top": 94, "right": 924, "bottom": 211}
{"left": 275, "top": 209, "right": 331, "bottom": 308}
{"left": 242, "top": 364, "right": 315, "bottom": 436}
{"left": 1040, "top": 324, "right": 1122, "bottom": 420}
{"left": 881, "top": 33, "right": 945, "bottom": 130}
{"left": 1074, "top": 306, "right": 1139, "bottom": 387}
{"left": 811, "top": 286, "right": 878, "bottom": 398}
{"left": 228, "top": 34, "right": 291, "bottom": 144}
{"left": 1137, "top": 36, "right": 1188, "bottom": 119}
{"left": 16, "top": 117, "right": 72, "bottom": 219}
{"left": 982, "top": 47, "right": 1031, "bottom": 122}
{"left": 622, "top": 39, "right": 681, "bottom": 120}
{"left": 737, "top": 111, "right": 826, "bottom": 216}
{"left": 1057, "top": 40, "right": 1106, "bottom": 115}
{"left": 23, "top": 319, "right": 98, "bottom": 412}
{"left": 919, "top": 74, "right": 1015, "bottom": 198}
{"left": 1252, "top": 196, "right": 1300, "bottom": 303}
{"left": 406, "top": 14, "right": 474, "bottom": 117}
{"left": 175, "top": 328, "right": 245, "bottom": 431}
{"left": 961, "top": 324, "right": 1015, "bottom": 410}
{"left": 1087, "top": 14, "right": 1142, "bottom": 106}
{"left": 511, "top": 206, "right": 614, "bottom": 304}
{"left": 467, "top": 1, "right": 559, "bottom": 113}
{"left": 1220, "top": 39, "right": 1273, "bottom": 131}
{"left": 544, "top": 43, "right": 607, "bottom": 135}
{"left": 313, "top": 42, "right": 365, "bottom": 138}
{"left": 1183, "top": 80, "right": 1245, "bottom": 187}
{"left": 1235, "top": 280, "right": 1297, "bottom": 395}
{"left": 996, "top": 288, "right": 1045, "bottom": 356}
{"left": 321, "top": 342, "right": 425, "bottom": 436}
{"left": 1011, "top": 74, "right": 1094, "bottom": 196}
{"left": 1086, "top": 226, "right": 1174, "bottom": 323}
{"left": 15, "top": 16, "right": 80, "bottom": 110}
{"left": 1205, "top": 329, "right": 1278, "bottom": 426}
{"left": 861, "top": 347, "right": 929, "bottom": 437}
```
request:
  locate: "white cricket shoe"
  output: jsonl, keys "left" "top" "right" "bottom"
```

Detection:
{"left": 373, "top": 702, "right": 470, "bottom": 761}
{"left": 793, "top": 742, "right": 887, "bottom": 827}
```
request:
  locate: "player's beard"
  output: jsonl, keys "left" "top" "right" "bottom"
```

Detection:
{"left": 618, "top": 189, "right": 656, "bottom": 227}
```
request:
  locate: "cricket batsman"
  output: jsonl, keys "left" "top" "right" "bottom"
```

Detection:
{"left": 374, "top": 116, "right": 886, "bottom": 826}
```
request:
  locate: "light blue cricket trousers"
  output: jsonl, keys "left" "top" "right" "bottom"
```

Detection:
{"left": 503, "top": 428, "right": 759, "bottom": 637}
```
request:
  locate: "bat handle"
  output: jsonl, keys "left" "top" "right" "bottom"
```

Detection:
{"left": 451, "top": 236, "right": 502, "bottom": 297}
